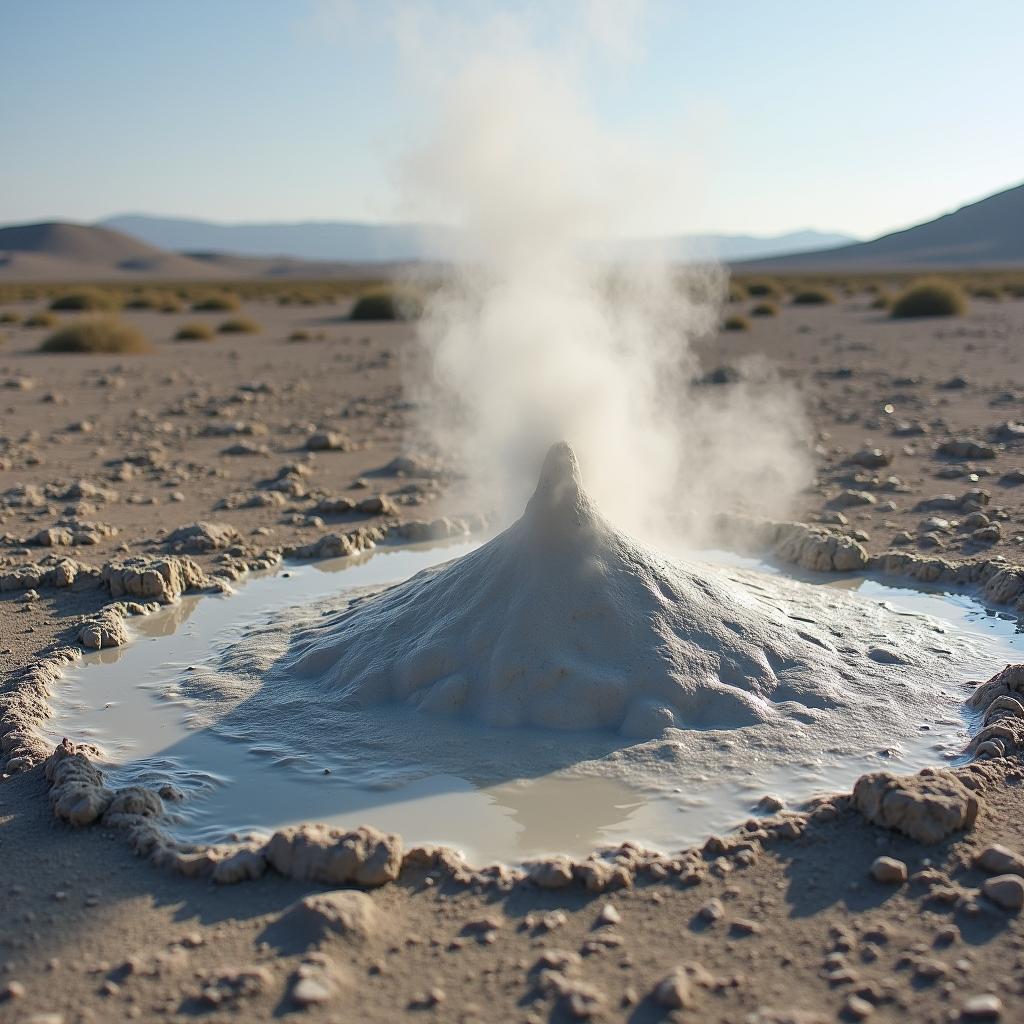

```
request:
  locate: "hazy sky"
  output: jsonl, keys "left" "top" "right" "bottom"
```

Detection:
{"left": 2, "top": 0, "right": 1022, "bottom": 239}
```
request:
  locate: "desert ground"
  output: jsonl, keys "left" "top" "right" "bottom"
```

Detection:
{"left": 3, "top": 283, "right": 1024, "bottom": 1023}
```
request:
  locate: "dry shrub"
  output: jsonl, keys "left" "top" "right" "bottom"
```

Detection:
{"left": 24, "top": 311, "right": 59, "bottom": 328}
{"left": 723, "top": 315, "right": 750, "bottom": 331}
{"left": 191, "top": 292, "right": 241, "bottom": 312}
{"left": 350, "top": 288, "right": 423, "bottom": 321}
{"left": 217, "top": 316, "right": 260, "bottom": 334}
{"left": 40, "top": 317, "right": 151, "bottom": 354}
{"left": 890, "top": 278, "right": 967, "bottom": 319}
{"left": 49, "top": 287, "right": 120, "bottom": 312}
{"left": 750, "top": 302, "right": 778, "bottom": 317}
{"left": 175, "top": 322, "right": 215, "bottom": 342}
{"left": 791, "top": 288, "right": 835, "bottom": 305}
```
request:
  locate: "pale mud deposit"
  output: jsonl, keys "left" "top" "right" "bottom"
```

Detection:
{"left": 40, "top": 444, "right": 1021, "bottom": 872}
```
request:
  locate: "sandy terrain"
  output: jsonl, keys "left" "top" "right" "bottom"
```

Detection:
{"left": 3, "top": 289, "right": 1024, "bottom": 1023}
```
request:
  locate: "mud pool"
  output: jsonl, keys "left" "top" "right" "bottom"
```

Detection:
{"left": 45, "top": 539, "right": 1021, "bottom": 866}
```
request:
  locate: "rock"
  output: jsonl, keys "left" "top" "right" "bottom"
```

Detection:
{"left": 264, "top": 824, "right": 402, "bottom": 887}
{"left": 529, "top": 856, "right": 575, "bottom": 889}
{"left": 870, "top": 856, "right": 908, "bottom": 884}
{"left": 273, "top": 891, "right": 378, "bottom": 948}
{"left": 652, "top": 963, "right": 714, "bottom": 1010}
{"left": 982, "top": 875, "right": 1024, "bottom": 911}
{"left": 165, "top": 521, "right": 240, "bottom": 554}
{"left": 1, "top": 980, "right": 26, "bottom": 1000}
{"left": 596, "top": 903, "right": 620, "bottom": 926}
{"left": 291, "top": 975, "right": 332, "bottom": 1007}
{"left": 698, "top": 898, "right": 724, "bottom": 923}
{"left": 939, "top": 439, "right": 997, "bottom": 460}
{"left": 961, "top": 994, "right": 1003, "bottom": 1020}
{"left": 222, "top": 442, "right": 270, "bottom": 457}
{"left": 843, "top": 993, "right": 874, "bottom": 1020}
{"left": 831, "top": 489, "right": 877, "bottom": 508}
{"left": 306, "top": 431, "right": 350, "bottom": 452}
{"left": 847, "top": 448, "right": 891, "bottom": 469}
{"left": 852, "top": 769, "right": 980, "bottom": 844}
{"left": 355, "top": 495, "right": 395, "bottom": 516}
{"left": 976, "top": 844, "right": 1024, "bottom": 876}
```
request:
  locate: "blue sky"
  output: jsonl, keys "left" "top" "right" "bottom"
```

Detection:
{"left": 2, "top": 0, "right": 1022, "bottom": 239}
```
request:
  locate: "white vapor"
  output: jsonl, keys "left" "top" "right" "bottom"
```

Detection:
{"left": 394, "top": 2, "right": 809, "bottom": 543}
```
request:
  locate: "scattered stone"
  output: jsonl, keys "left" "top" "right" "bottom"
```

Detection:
{"left": 939, "top": 439, "right": 997, "bottom": 460}
{"left": 596, "top": 903, "right": 620, "bottom": 927}
{"left": 981, "top": 874, "right": 1024, "bottom": 911}
{"left": 961, "top": 994, "right": 1003, "bottom": 1020}
{"left": 305, "top": 431, "right": 350, "bottom": 452}
{"left": 976, "top": 844, "right": 1024, "bottom": 876}
{"left": 847, "top": 448, "right": 892, "bottom": 469}
{"left": 698, "top": 898, "right": 724, "bottom": 924}
{"left": 870, "top": 856, "right": 908, "bottom": 884}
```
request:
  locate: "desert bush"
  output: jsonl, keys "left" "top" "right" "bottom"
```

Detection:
{"left": 722, "top": 315, "right": 750, "bottom": 331}
{"left": 744, "top": 280, "right": 779, "bottom": 298}
{"left": 727, "top": 283, "right": 746, "bottom": 303}
{"left": 50, "top": 287, "right": 120, "bottom": 311}
{"left": 24, "top": 311, "right": 59, "bottom": 328}
{"left": 890, "top": 278, "right": 967, "bottom": 319}
{"left": 970, "top": 285, "right": 1001, "bottom": 300}
{"left": 750, "top": 302, "right": 778, "bottom": 317}
{"left": 124, "top": 289, "right": 182, "bottom": 312}
{"left": 0, "top": 311, "right": 18, "bottom": 324}
{"left": 791, "top": 288, "right": 835, "bottom": 305}
{"left": 349, "top": 288, "right": 423, "bottom": 321}
{"left": 217, "top": 316, "right": 260, "bottom": 334}
{"left": 40, "top": 317, "right": 151, "bottom": 354}
{"left": 175, "top": 322, "right": 215, "bottom": 341}
{"left": 191, "top": 292, "right": 241, "bottom": 312}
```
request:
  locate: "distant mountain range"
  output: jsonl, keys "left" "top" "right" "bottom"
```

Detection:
{"left": 1, "top": 181, "right": 1021, "bottom": 282}
{"left": 99, "top": 214, "right": 855, "bottom": 264}
{"left": 738, "top": 180, "right": 1024, "bottom": 270}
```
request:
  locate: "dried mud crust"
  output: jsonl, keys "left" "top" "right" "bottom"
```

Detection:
{"left": 3, "top": 509, "right": 1024, "bottom": 899}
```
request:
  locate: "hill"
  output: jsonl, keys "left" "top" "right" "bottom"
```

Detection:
{"left": 738, "top": 181, "right": 1024, "bottom": 271}
{"left": 0, "top": 222, "right": 400, "bottom": 282}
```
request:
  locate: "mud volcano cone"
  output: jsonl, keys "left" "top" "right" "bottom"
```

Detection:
{"left": 286, "top": 441, "right": 889, "bottom": 737}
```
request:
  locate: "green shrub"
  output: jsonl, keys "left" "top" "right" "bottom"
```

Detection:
{"left": 791, "top": 288, "right": 835, "bottom": 305}
{"left": 745, "top": 280, "right": 779, "bottom": 298}
{"left": 750, "top": 302, "right": 778, "bottom": 317}
{"left": 24, "top": 311, "right": 59, "bottom": 328}
{"left": 349, "top": 288, "right": 423, "bottom": 321}
{"left": 722, "top": 315, "right": 749, "bottom": 331}
{"left": 50, "top": 287, "right": 120, "bottom": 311}
{"left": 175, "top": 322, "right": 215, "bottom": 342}
{"left": 191, "top": 292, "right": 241, "bottom": 312}
{"left": 890, "top": 278, "right": 967, "bottom": 319}
{"left": 217, "top": 316, "right": 260, "bottom": 334}
{"left": 40, "top": 317, "right": 151, "bottom": 354}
